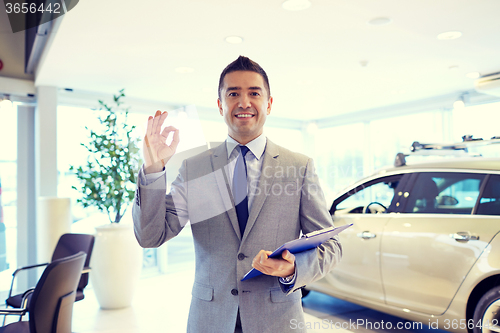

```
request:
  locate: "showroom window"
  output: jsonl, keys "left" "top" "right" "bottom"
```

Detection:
{"left": 404, "top": 172, "right": 485, "bottom": 214}
{"left": 58, "top": 104, "right": 202, "bottom": 275}
{"left": 369, "top": 111, "right": 445, "bottom": 171}
{"left": 265, "top": 127, "right": 304, "bottom": 155}
{"left": 315, "top": 123, "right": 365, "bottom": 204}
{"left": 0, "top": 102, "right": 18, "bottom": 297}
{"left": 453, "top": 101, "right": 500, "bottom": 147}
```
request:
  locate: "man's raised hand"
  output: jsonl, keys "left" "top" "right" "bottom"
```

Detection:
{"left": 143, "top": 110, "right": 180, "bottom": 174}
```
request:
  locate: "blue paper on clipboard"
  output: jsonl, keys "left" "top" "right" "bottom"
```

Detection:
{"left": 241, "top": 223, "right": 352, "bottom": 281}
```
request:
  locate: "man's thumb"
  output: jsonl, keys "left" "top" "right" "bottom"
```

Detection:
{"left": 283, "top": 250, "right": 294, "bottom": 261}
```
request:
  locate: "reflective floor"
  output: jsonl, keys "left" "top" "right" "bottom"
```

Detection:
{"left": 69, "top": 270, "right": 448, "bottom": 333}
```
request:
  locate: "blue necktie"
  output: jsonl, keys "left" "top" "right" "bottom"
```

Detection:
{"left": 233, "top": 145, "right": 250, "bottom": 236}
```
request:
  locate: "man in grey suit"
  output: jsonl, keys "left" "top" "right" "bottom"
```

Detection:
{"left": 133, "top": 56, "right": 342, "bottom": 333}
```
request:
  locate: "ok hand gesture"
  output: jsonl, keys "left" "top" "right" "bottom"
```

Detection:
{"left": 143, "top": 110, "right": 180, "bottom": 174}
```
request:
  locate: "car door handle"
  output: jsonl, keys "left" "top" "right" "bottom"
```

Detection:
{"left": 357, "top": 231, "right": 376, "bottom": 239}
{"left": 449, "top": 232, "right": 479, "bottom": 242}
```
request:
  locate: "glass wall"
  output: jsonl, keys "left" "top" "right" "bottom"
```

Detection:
{"left": 314, "top": 110, "right": 447, "bottom": 204}
{"left": 369, "top": 111, "right": 445, "bottom": 170}
{"left": 0, "top": 103, "right": 18, "bottom": 294}
{"left": 453, "top": 102, "right": 500, "bottom": 157}
{"left": 315, "top": 123, "right": 365, "bottom": 204}
{"left": 57, "top": 105, "right": 145, "bottom": 223}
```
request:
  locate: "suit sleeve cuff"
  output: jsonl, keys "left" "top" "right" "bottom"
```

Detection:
{"left": 140, "top": 164, "right": 165, "bottom": 186}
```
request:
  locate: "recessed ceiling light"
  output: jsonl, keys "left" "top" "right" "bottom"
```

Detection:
{"left": 175, "top": 67, "right": 194, "bottom": 74}
{"left": 306, "top": 122, "right": 318, "bottom": 133}
{"left": 453, "top": 100, "right": 465, "bottom": 109}
{"left": 282, "top": 0, "right": 311, "bottom": 11}
{"left": 367, "top": 17, "right": 392, "bottom": 26}
{"left": 225, "top": 36, "right": 243, "bottom": 44}
{"left": 0, "top": 96, "right": 13, "bottom": 111}
{"left": 466, "top": 72, "right": 480, "bottom": 79}
{"left": 437, "top": 31, "right": 462, "bottom": 40}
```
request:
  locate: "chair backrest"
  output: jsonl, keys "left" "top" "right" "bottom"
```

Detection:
{"left": 51, "top": 233, "right": 95, "bottom": 291}
{"left": 29, "top": 251, "right": 86, "bottom": 333}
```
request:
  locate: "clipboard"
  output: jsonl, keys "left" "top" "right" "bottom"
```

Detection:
{"left": 241, "top": 223, "right": 352, "bottom": 281}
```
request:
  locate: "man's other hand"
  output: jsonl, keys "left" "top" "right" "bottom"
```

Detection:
{"left": 251, "top": 250, "right": 295, "bottom": 278}
{"left": 143, "top": 110, "right": 180, "bottom": 174}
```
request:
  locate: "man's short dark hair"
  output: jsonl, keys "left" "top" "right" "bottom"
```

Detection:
{"left": 218, "top": 56, "right": 271, "bottom": 100}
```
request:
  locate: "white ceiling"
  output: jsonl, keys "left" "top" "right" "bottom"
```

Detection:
{"left": 35, "top": 0, "right": 500, "bottom": 121}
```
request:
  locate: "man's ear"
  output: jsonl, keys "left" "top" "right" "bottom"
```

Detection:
{"left": 217, "top": 99, "right": 223, "bottom": 116}
{"left": 266, "top": 96, "right": 273, "bottom": 115}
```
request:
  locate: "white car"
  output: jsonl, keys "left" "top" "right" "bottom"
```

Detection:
{"left": 305, "top": 139, "right": 500, "bottom": 333}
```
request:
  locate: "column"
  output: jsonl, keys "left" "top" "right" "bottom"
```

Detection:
{"left": 36, "top": 86, "right": 58, "bottom": 197}
{"left": 17, "top": 104, "right": 38, "bottom": 287}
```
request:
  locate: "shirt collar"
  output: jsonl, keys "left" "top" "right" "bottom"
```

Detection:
{"left": 226, "top": 134, "right": 266, "bottom": 160}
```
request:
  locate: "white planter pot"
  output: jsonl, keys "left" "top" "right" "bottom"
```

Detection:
{"left": 90, "top": 223, "right": 143, "bottom": 309}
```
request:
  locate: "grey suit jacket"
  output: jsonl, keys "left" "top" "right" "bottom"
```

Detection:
{"left": 133, "top": 139, "right": 342, "bottom": 333}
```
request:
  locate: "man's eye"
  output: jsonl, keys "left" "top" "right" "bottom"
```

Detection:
{"left": 228, "top": 92, "right": 238, "bottom": 97}
{"left": 250, "top": 92, "right": 260, "bottom": 96}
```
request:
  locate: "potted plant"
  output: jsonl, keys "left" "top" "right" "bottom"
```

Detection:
{"left": 70, "top": 89, "right": 143, "bottom": 309}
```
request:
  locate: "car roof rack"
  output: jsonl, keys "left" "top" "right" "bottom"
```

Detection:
{"left": 394, "top": 135, "right": 500, "bottom": 167}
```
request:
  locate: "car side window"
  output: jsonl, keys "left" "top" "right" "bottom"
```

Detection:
{"left": 403, "top": 172, "right": 485, "bottom": 214}
{"left": 476, "top": 175, "right": 500, "bottom": 216}
{"left": 335, "top": 175, "right": 402, "bottom": 213}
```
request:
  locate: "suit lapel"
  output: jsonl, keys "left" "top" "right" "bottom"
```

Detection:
{"left": 211, "top": 142, "right": 241, "bottom": 241}
{"left": 242, "top": 139, "right": 280, "bottom": 243}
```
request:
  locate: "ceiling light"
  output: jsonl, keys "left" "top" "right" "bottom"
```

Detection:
{"left": 453, "top": 93, "right": 469, "bottom": 109}
{"left": 437, "top": 31, "right": 462, "bottom": 40}
{"left": 175, "top": 67, "right": 194, "bottom": 74}
{"left": 225, "top": 36, "right": 243, "bottom": 44}
{"left": 282, "top": 0, "right": 311, "bottom": 11}
{"left": 466, "top": 72, "right": 480, "bottom": 79}
{"left": 306, "top": 122, "right": 318, "bottom": 133}
{"left": 177, "top": 110, "right": 188, "bottom": 120}
{"left": 453, "top": 100, "right": 465, "bottom": 109}
{"left": 0, "top": 95, "right": 13, "bottom": 111}
{"left": 367, "top": 17, "right": 392, "bottom": 26}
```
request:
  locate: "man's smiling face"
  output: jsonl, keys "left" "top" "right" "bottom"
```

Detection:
{"left": 217, "top": 70, "right": 273, "bottom": 145}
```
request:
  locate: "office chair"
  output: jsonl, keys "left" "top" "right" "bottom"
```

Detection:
{"left": 5, "top": 234, "right": 94, "bottom": 309}
{"left": 0, "top": 251, "right": 86, "bottom": 333}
